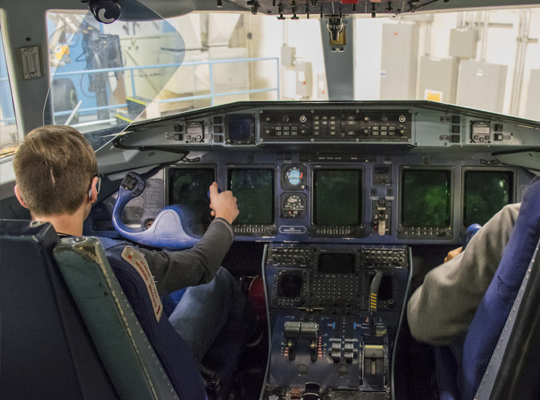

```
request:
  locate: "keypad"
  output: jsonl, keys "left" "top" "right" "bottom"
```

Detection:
{"left": 315, "top": 225, "right": 353, "bottom": 235}
{"left": 398, "top": 226, "right": 452, "bottom": 239}
{"left": 311, "top": 274, "right": 361, "bottom": 304}
{"left": 234, "top": 224, "right": 267, "bottom": 234}
{"left": 267, "top": 246, "right": 312, "bottom": 266}
{"left": 359, "top": 248, "right": 407, "bottom": 267}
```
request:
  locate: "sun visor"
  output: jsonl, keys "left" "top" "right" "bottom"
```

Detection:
{"left": 44, "top": 1, "right": 186, "bottom": 152}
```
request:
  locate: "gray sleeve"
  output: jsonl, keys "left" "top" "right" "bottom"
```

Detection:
{"left": 138, "top": 218, "right": 235, "bottom": 295}
{"left": 407, "top": 203, "right": 520, "bottom": 345}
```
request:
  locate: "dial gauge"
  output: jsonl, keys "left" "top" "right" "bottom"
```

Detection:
{"left": 283, "top": 165, "right": 306, "bottom": 189}
{"left": 282, "top": 194, "right": 307, "bottom": 218}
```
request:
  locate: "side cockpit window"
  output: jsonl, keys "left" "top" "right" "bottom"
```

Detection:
{"left": 0, "top": 15, "right": 20, "bottom": 160}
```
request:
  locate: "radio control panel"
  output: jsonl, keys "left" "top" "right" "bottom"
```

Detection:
{"left": 260, "top": 110, "right": 412, "bottom": 143}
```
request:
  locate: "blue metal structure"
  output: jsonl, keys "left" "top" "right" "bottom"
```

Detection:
{"left": 51, "top": 57, "right": 280, "bottom": 122}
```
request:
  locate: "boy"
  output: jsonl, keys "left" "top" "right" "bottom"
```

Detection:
{"left": 13, "top": 125, "right": 256, "bottom": 380}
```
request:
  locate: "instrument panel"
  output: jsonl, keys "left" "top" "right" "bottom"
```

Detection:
{"left": 89, "top": 101, "right": 539, "bottom": 245}
{"left": 263, "top": 243, "right": 411, "bottom": 399}
{"left": 88, "top": 149, "right": 530, "bottom": 246}
{"left": 119, "top": 101, "right": 540, "bottom": 151}
{"left": 80, "top": 101, "right": 540, "bottom": 400}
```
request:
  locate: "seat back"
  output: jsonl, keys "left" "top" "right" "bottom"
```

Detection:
{"left": 459, "top": 178, "right": 540, "bottom": 399}
{"left": 0, "top": 220, "right": 120, "bottom": 400}
{"left": 433, "top": 223, "right": 483, "bottom": 400}
{"left": 54, "top": 235, "right": 189, "bottom": 400}
{"left": 434, "top": 346, "right": 460, "bottom": 400}
{"left": 474, "top": 240, "right": 540, "bottom": 400}
{"left": 97, "top": 237, "right": 208, "bottom": 400}
{"left": 0, "top": 219, "right": 191, "bottom": 400}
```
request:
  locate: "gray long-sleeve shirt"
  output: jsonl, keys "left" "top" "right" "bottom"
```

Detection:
{"left": 138, "top": 218, "right": 235, "bottom": 296}
{"left": 407, "top": 203, "right": 520, "bottom": 345}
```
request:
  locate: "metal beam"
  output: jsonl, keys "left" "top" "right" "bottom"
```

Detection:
{"left": 320, "top": 17, "right": 355, "bottom": 100}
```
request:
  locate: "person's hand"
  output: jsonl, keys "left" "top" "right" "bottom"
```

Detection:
{"left": 209, "top": 182, "right": 239, "bottom": 225}
{"left": 444, "top": 247, "right": 463, "bottom": 263}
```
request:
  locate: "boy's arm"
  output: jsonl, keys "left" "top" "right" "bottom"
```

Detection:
{"left": 138, "top": 182, "right": 238, "bottom": 295}
{"left": 138, "top": 218, "right": 234, "bottom": 295}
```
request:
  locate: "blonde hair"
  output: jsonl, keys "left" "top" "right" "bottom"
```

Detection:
{"left": 13, "top": 125, "right": 98, "bottom": 215}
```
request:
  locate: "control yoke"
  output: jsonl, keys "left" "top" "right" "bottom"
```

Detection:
{"left": 463, "top": 223, "right": 482, "bottom": 250}
{"left": 112, "top": 172, "right": 201, "bottom": 250}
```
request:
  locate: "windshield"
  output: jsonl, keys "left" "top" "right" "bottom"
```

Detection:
{"left": 46, "top": 4, "right": 189, "bottom": 150}
{"left": 45, "top": 6, "right": 540, "bottom": 148}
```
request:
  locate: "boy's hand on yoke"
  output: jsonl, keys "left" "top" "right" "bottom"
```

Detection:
{"left": 209, "top": 182, "right": 239, "bottom": 225}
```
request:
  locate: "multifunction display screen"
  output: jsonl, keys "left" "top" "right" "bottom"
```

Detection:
{"left": 401, "top": 170, "right": 452, "bottom": 228}
{"left": 229, "top": 169, "right": 274, "bottom": 225}
{"left": 313, "top": 169, "right": 362, "bottom": 226}
{"left": 168, "top": 168, "right": 215, "bottom": 234}
{"left": 277, "top": 272, "right": 303, "bottom": 298}
{"left": 228, "top": 115, "right": 254, "bottom": 142}
{"left": 464, "top": 171, "right": 513, "bottom": 227}
{"left": 318, "top": 253, "right": 356, "bottom": 274}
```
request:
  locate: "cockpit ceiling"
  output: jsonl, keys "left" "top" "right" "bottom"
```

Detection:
{"left": 226, "top": 0, "right": 540, "bottom": 16}
{"left": 125, "top": 0, "right": 540, "bottom": 20}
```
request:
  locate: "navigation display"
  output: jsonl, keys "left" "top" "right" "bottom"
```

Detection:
{"left": 319, "top": 253, "right": 355, "bottom": 274}
{"left": 314, "top": 169, "right": 362, "bottom": 226}
{"left": 168, "top": 168, "right": 215, "bottom": 233}
{"left": 229, "top": 169, "right": 274, "bottom": 225}
{"left": 464, "top": 171, "right": 513, "bottom": 227}
{"left": 401, "top": 169, "right": 452, "bottom": 228}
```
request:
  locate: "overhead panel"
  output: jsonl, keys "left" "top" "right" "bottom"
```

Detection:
{"left": 230, "top": 0, "right": 435, "bottom": 17}
{"left": 115, "top": 1, "right": 540, "bottom": 20}
{"left": 214, "top": 1, "right": 540, "bottom": 18}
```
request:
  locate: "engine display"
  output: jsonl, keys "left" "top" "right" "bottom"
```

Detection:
{"left": 312, "top": 169, "right": 363, "bottom": 236}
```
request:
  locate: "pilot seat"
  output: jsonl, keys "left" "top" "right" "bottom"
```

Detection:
{"left": 434, "top": 177, "right": 540, "bottom": 400}
{"left": 0, "top": 219, "right": 236, "bottom": 400}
